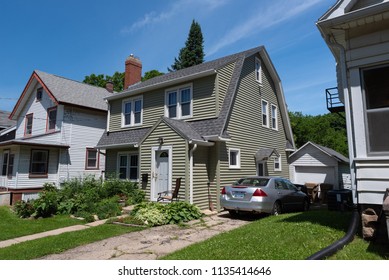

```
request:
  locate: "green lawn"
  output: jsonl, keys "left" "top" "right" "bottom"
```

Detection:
{"left": 0, "top": 206, "right": 86, "bottom": 241}
{"left": 161, "top": 210, "right": 389, "bottom": 260}
{"left": 0, "top": 224, "right": 143, "bottom": 260}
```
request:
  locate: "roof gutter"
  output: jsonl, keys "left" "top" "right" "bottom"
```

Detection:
{"left": 95, "top": 143, "right": 138, "bottom": 149}
{"left": 106, "top": 69, "right": 216, "bottom": 101}
{"left": 203, "top": 135, "right": 231, "bottom": 142}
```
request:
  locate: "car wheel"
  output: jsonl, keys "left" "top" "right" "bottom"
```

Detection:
{"left": 302, "top": 199, "right": 310, "bottom": 211}
{"left": 228, "top": 210, "right": 239, "bottom": 218}
{"left": 271, "top": 202, "right": 282, "bottom": 216}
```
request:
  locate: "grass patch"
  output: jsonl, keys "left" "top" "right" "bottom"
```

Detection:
{"left": 0, "top": 223, "right": 143, "bottom": 260}
{"left": 161, "top": 210, "right": 389, "bottom": 260}
{"left": 0, "top": 206, "right": 85, "bottom": 241}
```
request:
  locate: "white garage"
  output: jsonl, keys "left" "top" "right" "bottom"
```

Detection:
{"left": 288, "top": 142, "right": 350, "bottom": 189}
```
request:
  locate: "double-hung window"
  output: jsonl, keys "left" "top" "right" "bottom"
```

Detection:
{"left": 30, "top": 149, "right": 49, "bottom": 177}
{"left": 255, "top": 57, "right": 262, "bottom": 84}
{"left": 47, "top": 106, "right": 57, "bottom": 132}
{"left": 362, "top": 65, "right": 389, "bottom": 154}
{"left": 165, "top": 85, "right": 192, "bottom": 119}
{"left": 274, "top": 155, "right": 281, "bottom": 171}
{"left": 271, "top": 104, "right": 278, "bottom": 130}
{"left": 122, "top": 97, "right": 143, "bottom": 127}
{"left": 86, "top": 148, "right": 99, "bottom": 170}
{"left": 2, "top": 150, "right": 14, "bottom": 178}
{"left": 118, "top": 153, "right": 139, "bottom": 180}
{"left": 262, "top": 100, "right": 269, "bottom": 128}
{"left": 229, "top": 148, "right": 240, "bottom": 169}
{"left": 25, "top": 113, "right": 33, "bottom": 136}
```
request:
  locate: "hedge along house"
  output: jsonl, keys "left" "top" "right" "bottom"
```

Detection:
{"left": 97, "top": 46, "right": 295, "bottom": 211}
{"left": 0, "top": 70, "right": 111, "bottom": 204}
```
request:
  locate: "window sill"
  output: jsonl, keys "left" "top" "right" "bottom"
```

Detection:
{"left": 29, "top": 174, "right": 48, "bottom": 179}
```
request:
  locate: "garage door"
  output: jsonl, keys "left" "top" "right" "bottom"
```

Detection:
{"left": 294, "top": 166, "right": 335, "bottom": 185}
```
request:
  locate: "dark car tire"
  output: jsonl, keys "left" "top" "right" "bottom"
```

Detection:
{"left": 228, "top": 210, "right": 239, "bottom": 218}
{"left": 271, "top": 201, "right": 282, "bottom": 216}
{"left": 302, "top": 198, "right": 310, "bottom": 211}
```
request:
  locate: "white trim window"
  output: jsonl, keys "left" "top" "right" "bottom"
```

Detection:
{"left": 165, "top": 84, "right": 193, "bottom": 119}
{"left": 229, "top": 148, "right": 241, "bottom": 169}
{"left": 271, "top": 104, "right": 278, "bottom": 130}
{"left": 362, "top": 65, "right": 389, "bottom": 154}
{"left": 122, "top": 97, "right": 143, "bottom": 127}
{"left": 262, "top": 100, "right": 269, "bottom": 128}
{"left": 118, "top": 153, "right": 139, "bottom": 180}
{"left": 274, "top": 155, "right": 281, "bottom": 171}
{"left": 255, "top": 57, "right": 262, "bottom": 84}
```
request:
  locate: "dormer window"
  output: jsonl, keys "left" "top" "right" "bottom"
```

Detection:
{"left": 36, "top": 88, "right": 43, "bottom": 101}
{"left": 165, "top": 84, "right": 192, "bottom": 119}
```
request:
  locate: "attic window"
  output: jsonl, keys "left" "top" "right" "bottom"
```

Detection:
{"left": 36, "top": 88, "right": 43, "bottom": 101}
{"left": 255, "top": 57, "right": 262, "bottom": 84}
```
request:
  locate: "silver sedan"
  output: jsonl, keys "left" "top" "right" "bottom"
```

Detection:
{"left": 220, "top": 176, "right": 310, "bottom": 216}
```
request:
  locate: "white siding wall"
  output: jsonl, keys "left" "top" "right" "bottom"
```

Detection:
{"left": 15, "top": 84, "right": 59, "bottom": 139}
{"left": 58, "top": 106, "right": 106, "bottom": 182}
{"left": 345, "top": 22, "right": 389, "bottom": 204}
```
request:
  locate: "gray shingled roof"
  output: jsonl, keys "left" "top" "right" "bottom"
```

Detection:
{"left": 314, "top": 142, "right": 349, "bottom": 163}
{"left": 35, "top": 70, "right": 111, "bottom": 111}
{"left": 0, "top": 110, "right": 15, "bottom": 129}
{"left": 97, "top": 128, "right": 150, "bottom": 148}
{"left": 98, "top": 45, "right": 294, "bottom": 148}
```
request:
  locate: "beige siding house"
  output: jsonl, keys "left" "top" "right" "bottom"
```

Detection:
{"left": 97, "top": 46, "right": 295, "bottom": 211}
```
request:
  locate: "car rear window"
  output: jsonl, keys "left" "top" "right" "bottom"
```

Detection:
{"left": 237, "top": 178, "right": 269, "bottom": 186}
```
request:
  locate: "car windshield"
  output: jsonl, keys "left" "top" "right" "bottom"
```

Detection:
{"left": 234, "top": 178, "right": 269, "bottom": 187}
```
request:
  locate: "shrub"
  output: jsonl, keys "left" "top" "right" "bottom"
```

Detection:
{"left": 130, "top": 201, "right": 203, "bottom": 226}
{"left": 13, "top": 200, "right": 35, "bottom": 218}
{"left": 95, "top": 196, "right": 122, "bottom": 220}
{"left": 32, "top": 183, "right": 60, "bottom": 218}
{"left": 126, "top": 189, "right": 146, "bottom": 205}
{"left": 164, "top": 202, "right": 203, "bottom": 224}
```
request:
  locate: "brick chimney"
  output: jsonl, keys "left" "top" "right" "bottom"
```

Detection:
{"left": 124, "top": 54, "right": 142, "bottom": 89}
{"left": 105, "top": 81, "right": 114, "bottom": 93}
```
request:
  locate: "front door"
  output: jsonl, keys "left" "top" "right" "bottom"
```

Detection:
{"left": 151, "top": 147, "right": 172, "bottom": 201}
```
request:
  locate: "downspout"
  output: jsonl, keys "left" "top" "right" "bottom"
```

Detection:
{"left": 189, "top": 144, "right": 198, "bottom": 204}
{"left": 326, "top": 34, "right": 357, "bottom": 205}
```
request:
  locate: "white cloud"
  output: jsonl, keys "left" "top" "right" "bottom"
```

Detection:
{"left": 121, "top": 0, "right": 230, "bottom": 34}
{"left": 206, "top": 0, "right": 322, "bottom": 56}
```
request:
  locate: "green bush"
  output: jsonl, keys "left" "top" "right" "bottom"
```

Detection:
{"left": 32, "top": 183, "right": 60, "bottom": 218}
{"left": 13, "top": 200, "right": 35, "bottom": 218}
{"left": 130, "top": 201, "right": 203, "bottom": 226}
{"left": 95, "top": 197, "right": 122, "bottom": 220}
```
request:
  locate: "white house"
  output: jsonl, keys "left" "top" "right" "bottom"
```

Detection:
{"left": 0, "top": 70, "right": 111, "bottom": 204}
{"left": 317, "top": 0, "right": 389, "bottom": 239}
{"left": 289, "top": 141, "right": 351, "bottom": 190}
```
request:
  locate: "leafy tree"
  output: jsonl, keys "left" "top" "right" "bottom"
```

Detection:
{"left": 142, "top": 70, "right": 164, "bottom": 81}
{"left": 289, "top": 111, "right": 348, "bottom": 156}
{"left": 169, "top": 19, "right": 205, "bottom": 71}
{"left": 84, "top": 70, "right": 164, "bottom": 91}
{"left": 83, "top": 72, "right": 124, "bottom": 92}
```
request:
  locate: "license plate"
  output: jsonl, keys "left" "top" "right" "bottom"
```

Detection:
{"left": 232, "top": 191, "right": 245, "bottom": 198}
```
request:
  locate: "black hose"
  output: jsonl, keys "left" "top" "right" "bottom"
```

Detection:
{"left": 306, "top": 206, "right": 360, "bottom": 260}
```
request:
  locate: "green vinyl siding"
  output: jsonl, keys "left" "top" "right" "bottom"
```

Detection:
{"left": 220, "top": 54, "right": 289, "bottom": 187}
{"left": 192, "top": 145, "right": 213, "bottom": 210}
{"left": 140, "top": 122, "right": 188, "bottom": 200}
{"left": 109, "top": 76, "right": 217, "bottom": 132}
{"left": 216, "top": 62, "right": 236, "bottom": 114}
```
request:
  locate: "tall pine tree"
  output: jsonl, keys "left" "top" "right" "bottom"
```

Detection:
{"left": 169, "top": 19, "right": 204, "bottom": 71}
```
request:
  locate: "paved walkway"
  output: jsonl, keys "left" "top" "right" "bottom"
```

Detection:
{"left": 0, "top": 211, "right": 251, "bottom": 260}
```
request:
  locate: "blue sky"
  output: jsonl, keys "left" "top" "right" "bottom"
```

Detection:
{"left": 0, "top": 0, "right": 336, "bottom": 115}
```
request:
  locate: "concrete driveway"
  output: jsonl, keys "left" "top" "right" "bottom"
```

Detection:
{"left": 39, "top": 212, "right": 251, "bottom": 260}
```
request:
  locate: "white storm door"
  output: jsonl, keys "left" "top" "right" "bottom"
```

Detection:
{"left": 151, "top": 147, "right": 172, "bottom": 201}
{"left": 156, "top": 151, "right": 169, "bottom": 194}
